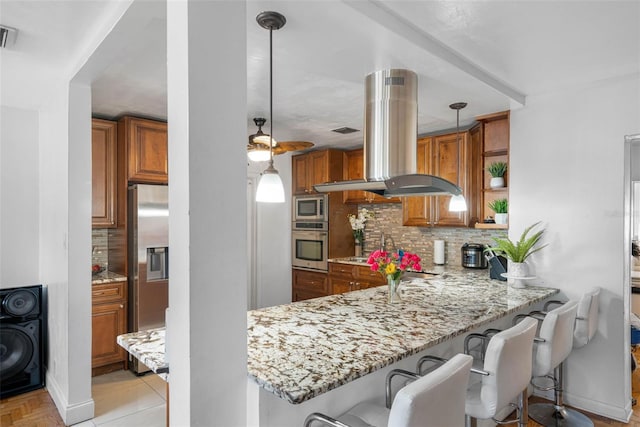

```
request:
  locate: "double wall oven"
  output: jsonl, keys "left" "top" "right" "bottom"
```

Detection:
{"left": 292, "top": 195, "right": 329, "bottom": 271}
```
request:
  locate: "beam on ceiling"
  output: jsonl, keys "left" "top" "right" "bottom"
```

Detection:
{"left": 343, "top": 0, "right": 526, "bottom": 107}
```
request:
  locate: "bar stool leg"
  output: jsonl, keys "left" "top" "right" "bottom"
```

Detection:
{"left": 529, "top": 363, "right": 593, "bottom": 427}
{"left": 519, "top": 388, "right": 528, "bottom": 427}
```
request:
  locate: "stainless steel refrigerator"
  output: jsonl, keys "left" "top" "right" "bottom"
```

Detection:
{"left": 128, "top": 184, "right": 169, "bottom": 374}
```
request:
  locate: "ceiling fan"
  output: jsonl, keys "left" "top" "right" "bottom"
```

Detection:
{"left": 247, "top": 117, "right": 314, "bottom": 161}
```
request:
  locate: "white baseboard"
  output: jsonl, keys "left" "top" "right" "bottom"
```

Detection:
{"left": 562, "top": 390, "right": 632, "bottom": 423}
{"left": 46, "top": 370, "right": 95, "bottom": 425}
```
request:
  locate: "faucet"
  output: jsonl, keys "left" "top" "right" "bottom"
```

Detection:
{"left": 380, "top": 232, "right": 385, "bottom": 252}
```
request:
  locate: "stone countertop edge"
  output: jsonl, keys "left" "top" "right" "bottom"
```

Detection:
{"left": 247, "top": 271, "right": 558, "bottom": 404}
{"left": 92, "top": 270, "right": 127, "bottom": 285}
{"left": 117, "top": 327, "right": 169, "bottom": 381}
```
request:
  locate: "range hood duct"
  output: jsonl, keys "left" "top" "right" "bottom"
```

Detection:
{"left": 314, "top": 69, "right": 463, "bottom": 198}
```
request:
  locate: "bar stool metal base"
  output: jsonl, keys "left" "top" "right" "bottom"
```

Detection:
{"left": 529, "top": 402, "right": 593, "bottom": 427}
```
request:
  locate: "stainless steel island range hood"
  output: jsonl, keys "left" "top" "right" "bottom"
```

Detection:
{"left": 314, "top": 69, "right": 465, "bottom": 207}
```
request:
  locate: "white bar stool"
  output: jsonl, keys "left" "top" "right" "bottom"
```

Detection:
{"left": 418, "top": 317, "right": 539, "bottom": 427}
{"left": 528, "top": 288, "right": 600, "bottom": 427}
{"left": 304, "top": 353, "right": 473, "bottom": 427}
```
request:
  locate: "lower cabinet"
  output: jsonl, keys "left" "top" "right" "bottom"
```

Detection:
{"left": 292, "top": 264, "right": 386, "bottom": 302}
{"left": 328, "top": 263, "right": 386, "bottom": 295}
{"left": 292, "top": 269, "right": 329, "bottom": 302}
{"left": 92, "top": 281, "right": 128, "bottom": 376}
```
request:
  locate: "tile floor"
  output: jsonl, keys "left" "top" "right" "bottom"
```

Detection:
{"left": 73, "top": 370, "right": 166, "bottom": 427}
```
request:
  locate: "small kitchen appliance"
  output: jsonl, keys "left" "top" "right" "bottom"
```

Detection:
{"left": 293, "top": 194, "right": 328, "bottom": 222}
{"left": 461, "top": 243, "right": 488, "bottom": 269}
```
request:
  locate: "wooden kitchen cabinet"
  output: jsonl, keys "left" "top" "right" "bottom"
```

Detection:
{"left": 292, "top": 149, "right": 344, "bottom": 195}
{"left": 342, "top": 149, "right": 400, "bottom": 204}
{"left": 328, "top": 262, "right": 386, "bottom": 295}
{"left": 475, "top": 111, "right": 510, "bottom": 228}
{"left": 402, "top": 131, "right": 478, "bottom": 227}
{"left": 92, "top": 281, "right": 127, "bottom": 376}
{"left": 292, "top": 269, "right": 329, "bottom": 302}
{"left": 118, "top": 116, "right": 168, "bottom": 184}
{"left": 92, "top": 118, "right": 117, "bottom": 228}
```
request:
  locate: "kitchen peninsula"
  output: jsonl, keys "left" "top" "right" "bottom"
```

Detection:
{"left": 247, "top": 267, "right": 557, "bottom": 427}
{"left": 119, "top": 268, "right": 558, "bottom": 427}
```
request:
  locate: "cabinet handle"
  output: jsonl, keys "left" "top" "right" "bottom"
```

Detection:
{"left": 120, "top": 304, "right": 124, "bottom": 309}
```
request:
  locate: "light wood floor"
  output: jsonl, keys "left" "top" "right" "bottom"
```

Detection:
{"left": 2, "top": 370, "right": 640, "bottom": 427}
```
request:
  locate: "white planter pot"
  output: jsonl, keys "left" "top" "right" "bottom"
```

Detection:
{"left": 490, "top": 177, "right": 505, "bottom": 188}
{"left": 508, "top": 261, "right": 529, "bottom": 288}
{"left": 494, "top": 213, "right": 508, "bottom": 225}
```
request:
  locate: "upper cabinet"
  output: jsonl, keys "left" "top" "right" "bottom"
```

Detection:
{"left": 118, "top": 116, "right": 168, "bottom": 184}
{"left": 92, "top": 118, "right": 118, "bottom": 228}
{"left": 342, "top": 149, "right": 400, "bottom": 204}
{"left": 475, "top": 111, "right": 510, "bottom": 229}
{"left": 402, "top": 130, "right": 480, "bottom": 227}
{"left": 292, "top": 149, "right": 344, "bottom": 195}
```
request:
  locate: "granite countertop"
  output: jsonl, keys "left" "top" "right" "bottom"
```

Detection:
{"left": 92, "top": 270, "right": 127, "bottom": 285}
{"left": 247, "top": 270, "right": 558, "bottom": 404}
{"left": 117, "top": 328, "right": 168, "bottom": 381}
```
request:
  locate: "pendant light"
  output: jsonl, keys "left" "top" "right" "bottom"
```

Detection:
{"left": 448, "top": 102, "right": 468, "bottom": 212}
{"left": 255, "top": 11, "right": 286, "bottom": 203}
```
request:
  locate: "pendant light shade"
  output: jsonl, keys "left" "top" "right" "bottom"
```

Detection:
{"left": 448, "top": 102, "right": 468, "bottom": 212}
{"left": 256, "top": 164, "right": 285, "bottom": 202}
{"left": 256, "top": 11, "right": 286, "bottom": 203}
{"left": 448, "top": 194, "right": 468, "bottom": 212}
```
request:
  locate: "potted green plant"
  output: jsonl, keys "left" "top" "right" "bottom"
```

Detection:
{"left": 486, "top": 221, "right": 548, "bottom": 287}
{"left": 488, "top": 198, "right": 508, "bottom": 225}
{"left": 487, "top": 161, "right": 507, "bottom": 188}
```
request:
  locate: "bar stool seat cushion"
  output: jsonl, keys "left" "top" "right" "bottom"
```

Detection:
{"left": 335, "top": 353, "right": 473, "bottom": 427}
{"left": 464, "top": 317, "right": 538, "bottom": 421}
{"left": 574, "top": 287, "right": 600, "bottom": 348}
{"left": 532, "top": 301, "right": 579, "bottom": 377}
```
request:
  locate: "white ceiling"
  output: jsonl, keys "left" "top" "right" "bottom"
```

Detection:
{"left": 1, "top": 1, "right": 638, "bottom": 151}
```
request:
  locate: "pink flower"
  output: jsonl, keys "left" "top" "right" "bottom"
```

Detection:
{"left": 371, "top": 263, "right": 379, "bottom": 271}
{"left": 413, "top": 263, "right": 421, "bottom": 272}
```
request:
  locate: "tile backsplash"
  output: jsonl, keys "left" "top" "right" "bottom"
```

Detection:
{"left": 359, "top": 203, "right": 505, "bottom": 267}
{"left": 92, "top": 229, "right": 109, "bottom": 267}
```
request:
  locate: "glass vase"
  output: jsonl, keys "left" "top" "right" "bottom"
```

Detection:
{"left": 387, "top": 275, "right": 402, "bottom": 303}
{"left": 354, "top": 240, "right": 362, "bottom": 257}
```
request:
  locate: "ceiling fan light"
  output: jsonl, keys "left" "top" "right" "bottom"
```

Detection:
{"left": 448, "top": 194, "right": 468, "bottom": 212}
{"left": 248, "top": 148, "right": 271, "bottom": 162}
{"left": 254, "top": 134, "right": 277, "bottom": 146}
{"left": 256, "top": 165, "right": 285, "bottom": 203}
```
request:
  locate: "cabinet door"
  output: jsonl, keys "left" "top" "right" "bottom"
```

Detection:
{"left": 433, "top": 133, "right": 468, "bottom": 227}
{"left": 292, "top": 154, "right": 310, "bottom": 195}
{"left": 126, "top": 118, "right": 168, "bottom": 184}
{"left": 343, "top": 149, "right": 399, "bottom": 204}
{"left": 402, "top": 137, "right": 434, "bottom": 226}
{"left": 329, "top": 277, "right": 354, "bottom": 295}
{"left": 342, "top": 149, "right": 369, "bottom": 203}
{"left": 292, "top": 269, "right": 328, "bottom": 301}
{"left": 92, "top": 119, "right": 117, "bottom": 228}
{"left": 308, "top": 151, "right": 329, "bottom": 194}
{"left": 92, "top": 301, "right": 127, "bottom": 368}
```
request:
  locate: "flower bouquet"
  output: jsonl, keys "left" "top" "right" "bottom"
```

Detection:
{"left": 367, "top": 249, "right": 421, "bottom": 303}
{"left": 347, "top": 208, "right": 374, "bottom": 256}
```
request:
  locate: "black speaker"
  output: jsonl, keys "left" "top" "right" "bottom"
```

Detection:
{"left": 0, "top": 285, "right": 46, "bottom": 399}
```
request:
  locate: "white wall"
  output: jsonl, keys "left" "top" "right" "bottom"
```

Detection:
{"left": 0, "top": 106, "right": 40, "bottom": 287}
{"left": 250, "top": 154, "right": 293, "bottom": 308}
{"left": 510, "top": 73, "right": 640, "bottom": 420}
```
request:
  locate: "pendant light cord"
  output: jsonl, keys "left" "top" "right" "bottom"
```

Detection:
{"left": 268, "top": 25, "right": 274, "bottom": 168}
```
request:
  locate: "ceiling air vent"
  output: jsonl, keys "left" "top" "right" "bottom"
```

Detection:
{"left": 0, "top": 26, "right": 18, "bottom": 49}
{"left": 332, "top": 127, "right": 359, "bottom": 134}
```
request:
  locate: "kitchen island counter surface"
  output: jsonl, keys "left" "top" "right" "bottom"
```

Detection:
{"left": 117, "top": 327, "right": 168, "bottom": 381}
{"left": 248, "top": 269, "right": 557, "bottom": 404}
